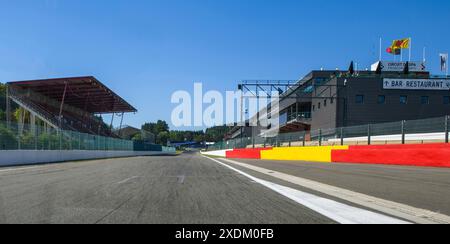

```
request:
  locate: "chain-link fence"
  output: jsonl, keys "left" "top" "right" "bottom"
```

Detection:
{"left": 0, "top": 120, "right": 134, "bottom": 151}
{"left": 208, "top": 116, "right": 450, "bottom": 151}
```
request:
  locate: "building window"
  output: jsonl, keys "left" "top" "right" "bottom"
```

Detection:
{"left": 444, "top": 96, "right": 450, "bottom": 105}
{"left": 355, "top": 95, "right": 364, "bottom": 104}
{"left": 312, "top": 105, "right": 315, "bottom": 111}
{"left": 324, "top": 99, "right": 327, "bottom": 107}
{"left": 421, "top": 96, "right": 430, "bottom": 105}
{"left": 400, "top": 95, "right": 408, "bottom": 104}
{"left": 377, "top": 95, "right": 386, "bottom": 104}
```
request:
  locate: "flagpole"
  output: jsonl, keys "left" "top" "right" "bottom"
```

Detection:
{"left": 423, "top": 47, "right": 426, "bottom": 63}
{"left": 379, "top": 38, "right": 382, "bottom": 61}
{"left": 409, "top": 37, "right": 412, "bottom": 62}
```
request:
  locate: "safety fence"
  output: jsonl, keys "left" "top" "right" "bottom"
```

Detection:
{"left": 0, "top": 120, "right": 174, "bottom": 152}
{"left": 208, "top": 116, "right": 450, "bottom": 151}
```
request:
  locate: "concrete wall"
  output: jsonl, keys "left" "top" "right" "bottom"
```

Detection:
{"left": 200, "top": 149, "right": 231, "bottom": 157}
{"left": 0, "top": 150, "right": 175, "bottom": 167}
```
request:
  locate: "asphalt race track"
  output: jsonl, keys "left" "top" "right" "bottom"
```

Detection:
{"left": 0, "top": 151, "right": 449, "bottom": 224}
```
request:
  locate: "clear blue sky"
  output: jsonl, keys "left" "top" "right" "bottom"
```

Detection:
{"left": 1, "top": 0, "right": 449, "bottom": 130}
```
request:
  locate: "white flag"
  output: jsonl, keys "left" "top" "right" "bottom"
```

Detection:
{"left": 440, "top": 53, "right": 448, "bottom": 72}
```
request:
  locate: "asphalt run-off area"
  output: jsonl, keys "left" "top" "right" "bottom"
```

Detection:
{"left": 1, "top": 152, "right": 449, "bottom": 224}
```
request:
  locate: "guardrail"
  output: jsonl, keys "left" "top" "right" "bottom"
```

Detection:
{"left": 208, "top": 116, "right": 450, "bottom": 151}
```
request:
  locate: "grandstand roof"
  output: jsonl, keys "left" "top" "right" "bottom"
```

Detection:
{"left": 7, "top": 76, "right": 137, "bottom": 114}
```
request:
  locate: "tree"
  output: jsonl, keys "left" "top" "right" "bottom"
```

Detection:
{"left": 156, "top": 131, "right": 170, "bottom": 146}
{"left": 205, "top": 125, "right": 232, "bottom": 142}
{"left": 142, "top": 120, "right": 169, "bottom": 135}
{"left": 132, "top": 133, "right": 143, "bottom": 141}
{"left": 155, "top": 120, "right": 169, "bottom": 133}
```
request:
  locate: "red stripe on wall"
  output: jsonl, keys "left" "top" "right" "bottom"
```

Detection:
{"left": 348, "top": 143, "right": 450, "bottom": 150}
{"left": 332, "top": 148, "right": 450, "bottom": 168}
{"left": 226, "top": 148, "right": 273, "bottom": 159}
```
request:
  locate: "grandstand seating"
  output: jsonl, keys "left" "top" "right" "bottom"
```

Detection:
{"left": 8, "top": 85, "right": 118, "bottom": 138}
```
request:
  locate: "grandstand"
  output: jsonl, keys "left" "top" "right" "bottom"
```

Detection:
{"left": 5, "top": 76, "right": 137, "bottom": 138}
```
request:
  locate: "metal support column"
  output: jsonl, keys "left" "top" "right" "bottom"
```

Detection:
{"left": 367, "top": 124, "right": 372, "bottom": 145}
{"left": 118, "top": 112, "right": 124, "bottom": 137}
{"left": 110, "top": 113, "right": 115, "bottom": 130}
{"left": 6, "top": 85, "right": 11, "bottom": 128}
{"left": 58, "top": 82, "right": 68, "bottom": 129}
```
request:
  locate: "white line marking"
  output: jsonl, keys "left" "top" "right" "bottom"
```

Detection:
{"left": 177, "top": 175, "right": 186, "bottom": 184}
{"left": 204, "top": 156, "right": 409, "bottom": 224}
{"left": 0, "top": 165, "right": 50, "bottom": 173}
{"left": 218, "top": 157, "right": 450, "bottom": 224}
{"left": 115, "top": 176, "right": 141, "bottom": 185}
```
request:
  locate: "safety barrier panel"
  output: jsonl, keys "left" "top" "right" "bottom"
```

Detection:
{"left": 204, "top": 143, "right": 450, "bottom": 168}
{"left": 0, "top": 150, "right": 176, "bottom": 167}
{"left": 261, "top": 146, "right": 349, "bottom": 162}
{"left": 226, "top": 148, "right": 272, "bottom": 159}
{"left": 331, "top": 144, "right": 450, "bottom": 168}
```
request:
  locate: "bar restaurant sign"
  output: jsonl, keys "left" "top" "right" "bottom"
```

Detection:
{"left": 383, "top": 78, "right": 450, "bottom": 90}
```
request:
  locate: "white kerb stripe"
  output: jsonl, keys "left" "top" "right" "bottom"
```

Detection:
{"left": 205, "top": 156, "right": 409, "bottom": 224}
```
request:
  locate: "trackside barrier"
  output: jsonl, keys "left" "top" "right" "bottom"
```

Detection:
{"left": 204, "top": 143, "right": 450, "bottom": 168}
{"left": 226, "top": 148, "right": 272, "bottom": 159}
{"left": 260, "top": 146, "right": 349, "bottom": 162}
{"left": 208, "top": 116, "right": 450, "bottom": 151}
{"left": 0, "top": 150, "right": 176, "bottom": 167}
{"left": 331, "top": 144, "right": 450, "bottom": 168}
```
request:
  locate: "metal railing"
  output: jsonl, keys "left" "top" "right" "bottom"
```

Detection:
{"left": 208, "top": 116, "right": 450, "bottom": 151}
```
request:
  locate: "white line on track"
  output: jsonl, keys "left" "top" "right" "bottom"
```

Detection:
{"left": 204, "top": 156, "right": 409, "bottom": 224}
{"left": 216, "top": 157, "right": 450, "bottom": 224}
{"left": 0, "top": 165, "right": 50, "bottom": 173}
{"left": 115, "top": 176, "right": 141, "bottom": 185}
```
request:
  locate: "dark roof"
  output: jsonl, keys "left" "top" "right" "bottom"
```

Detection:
{"left": 7, "top": 76, "right": 137, "bottom": 114}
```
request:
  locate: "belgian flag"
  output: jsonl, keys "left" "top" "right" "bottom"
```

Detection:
{"left": 386, "top": 47, "right": 401, "bottom": 56}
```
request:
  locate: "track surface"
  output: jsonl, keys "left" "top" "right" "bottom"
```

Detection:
{"left": 0, "top": 152, "right": 334, "bottom": 224}
{"left": 0, "top": 152, "right": 449, "bottom": 224}
{"left": 230, "top": 158, "right": 450, "bottom": 216}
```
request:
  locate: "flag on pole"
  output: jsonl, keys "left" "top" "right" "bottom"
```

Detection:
{"left": 391, "top": 38, "right": 410, "bottom": 49}
{"left": 440, "top": 53, "right": 448, "bottom": 72}
{"left": 386, "top": 47, "right": 401, "bottom": 55}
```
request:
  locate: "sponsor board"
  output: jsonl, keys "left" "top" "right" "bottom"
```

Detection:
{"left": 372, "top": 61, "right": 426, "bottom": 72}
{"left": 383, "top": 78, "right": 450, "bottom": 90}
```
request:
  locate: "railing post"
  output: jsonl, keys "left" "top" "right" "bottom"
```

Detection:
{"left": 367, "top": 124, "right": 372, "bottom": 145}
{"left": 445, "top": 115, "right": 449, "bottom": 144}
{"left": 288, "top": 134, "right": 292, "bottom": 147}
{"left": 401, "top": 120, "right": 406, "bottom": 145}
{"left": 319, "top": 129, "right": 322, "bottom": 146}
{"left": 340, "top": 127, "right": 344, "bottom": 146}
{"left": 302, "top": 131, "right": 306, "bottom": 147}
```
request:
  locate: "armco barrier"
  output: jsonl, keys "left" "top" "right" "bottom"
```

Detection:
{"left": 331, "top": 148, "right": 450, "bottom": 168}
{"left": 261, "top": 146, "right": 349, "bottom": 162}
{"left": 226, "top": 148, "right": 272, "bottom": 159}
{"left": 0, "top": 150, "right": 176, "bottom": 167}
